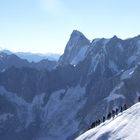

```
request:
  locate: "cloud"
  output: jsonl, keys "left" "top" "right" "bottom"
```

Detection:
{"left": 40, "top": 0, "right": 62, "bottom": 14}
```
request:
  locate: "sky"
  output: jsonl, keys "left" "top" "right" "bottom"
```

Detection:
{"left": 0, "top": 0, "right": 140, "bottom": 54}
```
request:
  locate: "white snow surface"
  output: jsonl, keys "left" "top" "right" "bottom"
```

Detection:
{"left": 121, "top": 67, "right": 136, "bottom": 80}
{"left": 76, "top": 102, "right": 140, "bottom": 140}
{"left": 117, "top": 43, "right": 123, "bottom": 52}
{"left": 127, "top": 56, "right": 137, "bottom": 65}
{"left": 40, "top": 85, "right": 87, "bottom": 140}
{"left": 0, "top": 85, "right": 87, "bottom": 140}
{"left": 0, "top": 86, "right": 45, "bottom": 128}
{"left": 102, "top": 39, "right": 110, "bottom": 54}
{"left": 105, "top": 82, "right": 125, "bottom": 102}
{"left": 71, "top": 45, "right": 88, "bottom": 65}
{"left": 0, "top": 54, "right": 4, "bottom": 58}
{"left": 109, "top": 60, "right": 119, "bottom": 72}
{"left": 89, "top": 53, "right": 100, "bottom": 73}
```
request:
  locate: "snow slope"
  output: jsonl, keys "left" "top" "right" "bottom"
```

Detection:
{"left": 76, "top": 102, "right": 140, "bottom": 140}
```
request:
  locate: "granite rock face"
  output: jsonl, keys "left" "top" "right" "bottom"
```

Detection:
{"left": 59, "top": 30, "right": 90, "bottom": 66}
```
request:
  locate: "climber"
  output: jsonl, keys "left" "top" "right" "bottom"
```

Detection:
{"left": 115, "top": 108, "right": 119, "bottom": 116}
{"left": 112, "top": 110, "right": 115, "bottom": 118}
{"left": 138, "top": 96, "right": 140, "bottom": 102}
{"left": 120, "top": 106, "right": 123, "bottom": 113}
{"left": 90, "top": 122, "right": 96, "bottom": 128}
{"left": 103, "top": 116, "right": 105, "bottom": 122}
{"left": 107, "top": 112, "right": 111, "bottom": 119}
{"left": 123, "top": 104, "right": 127, "bottom": 110}
{"left": 98, "top": 119, "right": 101, "bottom": 125}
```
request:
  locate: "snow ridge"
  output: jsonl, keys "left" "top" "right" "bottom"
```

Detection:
{"left": 76, "top": 103, "right": 140, "bottom": 140}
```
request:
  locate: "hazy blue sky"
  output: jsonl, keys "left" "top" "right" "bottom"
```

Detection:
{"left": 0, "top": 0, "right": 140, "bottom": 54}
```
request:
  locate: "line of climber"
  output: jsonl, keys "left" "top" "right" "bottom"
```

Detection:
{"left": 89, "top": 104, "right": 127, "bottom": 129}
{"left": 86, "top": 97, "right": 140, "bottom": 131}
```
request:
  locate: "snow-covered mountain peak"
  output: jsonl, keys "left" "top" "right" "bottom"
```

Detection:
{"left": 132, "top": 34, "right": 140, "bottom": 40}
{"left": 68, "top": 30, "right": 90, "bottom": 49}
{"left": 91, "top": 35, "right": 119, "bottom": 45}
{"left": 71, "top": 30, "right": 85, "bottom": 37}
{"left": 76, "top": 102, "right": 140, "bottom": 140}
{"left": 58, "top": 30, "right": 90, "bottom": 65}
{"left": 112, "top": 35, "right": 118, "bottom": 39}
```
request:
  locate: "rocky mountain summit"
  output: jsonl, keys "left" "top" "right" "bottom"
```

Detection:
{"left": 0, "top": 30, "right": 140, "bottom": 140}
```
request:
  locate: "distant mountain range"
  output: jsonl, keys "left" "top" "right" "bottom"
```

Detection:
{"left": 0, "top": 51, "right": 57, "bottom": 71}
{"left": 0, "top": 30, "right": 140, "bottom": 140}
{"left": 0, "top": 49, "right": 60, "bottom": 62}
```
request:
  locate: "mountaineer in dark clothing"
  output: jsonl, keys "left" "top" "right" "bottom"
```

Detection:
{"left": 91, "top": 122, "right": 96, "bottom": 128}
{"left": 138, "top": 96, "right": 140, "bottom": 102}
{"left": 123, "top": 104, "right": 127, "bottom": 110}
{"left": 112, "top": 110, "right": 115, "bottom": 118}
{"left": 115, "top": 108, "right": 119, "bottom": 115}
{"left": 107, "top": 112, "right": 111, "bottom": 119}
{"left": 103, "top": 116, "right": 105, "bottom": 122}
{"left": 120, "top": 106, "right": 123, "bottom": 112}
{"left": 98, "top": 119, "right": 101, "bottom": 125}
{"left": 95, "top": 120, "right": 98, "bottom": 126}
